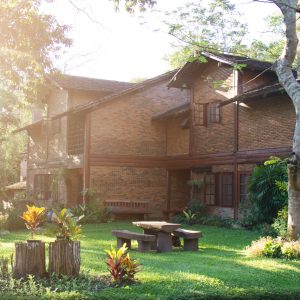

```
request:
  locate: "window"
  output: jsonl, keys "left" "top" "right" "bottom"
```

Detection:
{"left": 240, "top": 173, "right": 251, "bottom": 208}
{"left": 205, "top": 174, "right": 216, "bottom": 205}
{"left": 193, "top": 103, "right": 205, "bottom": 125}
{"left": 34, "top": 174, "right": 59, "bottom": 202}
{"left": 34, "top": 174, "right": 49, "bottom": 201}
{"left": 67, "top": 113, "right": 85, "bottom": 155}
{"left": 207, "top": 101, "right": 221, "bottom": 124}
{"left": 219, "top": 173, "right": 233, "bottom": 207}
{"left": 193, "top": 101, "right": 221, "bottom": 126}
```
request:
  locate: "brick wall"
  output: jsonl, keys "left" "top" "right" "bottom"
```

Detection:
{"left": 191, "top": 63, "right": 235, "bottom": 154}
{"left": 166, "top": 116, "right": 190, "bottom": 156}
{"left": 238, "top": 96, "right": 294, "bottom": 150}
{"left": 169, "top": 170, "right": 190, "bottom": 210}
{"left": 90, "top": 80, "right": 189, "bottom": 156}
{"left": 90, "top": 166, "right": 167, "bottom": 218}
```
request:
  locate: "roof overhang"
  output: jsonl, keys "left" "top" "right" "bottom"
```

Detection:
{"left": 152, "top": 102, "right": 190, "bottom": 121}
{"left": 13, "top": 119, "right": 46, "bottom": 134}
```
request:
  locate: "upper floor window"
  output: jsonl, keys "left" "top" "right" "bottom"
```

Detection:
{"left": 207, "top": 101, "right": 221, "bottom": 124}
{"left": 67, "top": 113, "right": 85, "bottom": 155}
{"left": 193, "top": 101, "right": 221, "bottom": 126}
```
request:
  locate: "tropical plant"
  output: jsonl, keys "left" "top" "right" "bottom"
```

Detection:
{"left": 248, "top": 157, "right": 288, "bottom": 225}
{"left": 51, "top": 208, "right": 83, "bottom": 240}
{"left": 20, "top": 205, "right": 45, "bottom": 239}
{"left": 182, "top": 209, "right": 196, "bottom": 225}
{"left": 105, "top": 243, "right": 140, "bottom": 283}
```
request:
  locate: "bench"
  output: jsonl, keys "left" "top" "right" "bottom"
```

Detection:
{"left": 112, "top": 230, "right": 156, "bottom": 252}
{"left": 172, "top": 229, "right": 203, "bottom": 251}
{"left": 105, "top": 200, "right": 150, "bottom": 220}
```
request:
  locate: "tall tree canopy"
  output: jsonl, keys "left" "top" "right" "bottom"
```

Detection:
{"left": 0, "top": 0, "right": 71, "bottom": 188}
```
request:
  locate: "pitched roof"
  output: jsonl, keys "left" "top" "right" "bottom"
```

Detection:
{"left": 168, "top": 51, "right": 276, "bottom": 89}
{"left": 50, "top": 74, "right": 134, "bottom": 93}
{"left": 152, "top": 101, "right": 190, "bottom": 121}
{"left": 220, "top": 80, "right": 296, "bottom": 106}
{"left": 51, "top": 69, "right": 178, "bottom": 119}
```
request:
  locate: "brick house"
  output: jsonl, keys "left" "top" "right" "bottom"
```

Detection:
{"left": 15, "top": 52, "right": 295, "bottom": 219}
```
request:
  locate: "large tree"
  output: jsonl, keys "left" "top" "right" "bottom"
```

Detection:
{"left": 0, "top": 0, "right": 71, "bottom": 188}
{"left": 114, "top": 0, "right": 300, "bottom": 239}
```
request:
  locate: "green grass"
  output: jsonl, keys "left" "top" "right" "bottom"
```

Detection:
{"left": 1, "top": 222, "right": 300, "bottom": 299}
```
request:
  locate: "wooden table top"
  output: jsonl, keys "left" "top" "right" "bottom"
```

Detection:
{"left": 132, "top": 221, "right": 181, "bottom": 233}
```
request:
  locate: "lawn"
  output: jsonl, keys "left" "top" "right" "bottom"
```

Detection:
{"left": 1, "top": 222, "right": 300, "bottom": 299}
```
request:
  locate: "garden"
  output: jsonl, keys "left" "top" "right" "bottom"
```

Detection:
{"left": 0, "top": 157, "right": 300, "bottom": 299}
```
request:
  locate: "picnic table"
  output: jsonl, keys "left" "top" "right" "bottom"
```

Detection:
{"left": 132, "top": 221, "right": 180, "bottom": 252}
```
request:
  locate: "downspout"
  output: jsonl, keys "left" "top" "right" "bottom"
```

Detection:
{"left": 83, "top": 112, "right": 91, "bottom": 204}
{"left": 233, "top": 70, "right": 241, "bottom": 220}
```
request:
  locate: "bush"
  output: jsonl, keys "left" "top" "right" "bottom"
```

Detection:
{"left": 172, "top": 199, "right": 206, "bottom": 225}
{"left": 199, "top": 215, "right": 233, "bottom": 228}
{"left": 248, "top": 157, "right": 288, "bottom": 225}
{"left": 282, "top": 241, "right": 300, "bottom": 259}
{"left": 72, "top": 201, "right": 110, "bottom": 224}
{"left": 246, "top": 237, "right": 300, "bottom": 260}
{"left": 3, "top": 207, "right": 25, "bottom": 231}
{"left": 263, "top": 240, "right": 282, "bottom": 258}
{"left": 271, "top": 206, "right": 288, "bottom": 238}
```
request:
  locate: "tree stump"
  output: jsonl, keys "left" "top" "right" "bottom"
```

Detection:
{"left": 13, "top": 240, "right": 46, "bottom": 278}
{"left": 49, "top": 240, "right": 80, "bottom": 276}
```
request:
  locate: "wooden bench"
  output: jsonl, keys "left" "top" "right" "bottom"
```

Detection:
{"left": 172, "top": 229, "right": 203, "bottom": 251}
{"left": 112, "top": 230, "right": 156, "bottom": 252}
{"left": 105, "top": 200, "right": 150, "bottom": 220}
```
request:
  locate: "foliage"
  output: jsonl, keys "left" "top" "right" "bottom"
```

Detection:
{"left": 187, "top": 179, "right": 204, "bottom": 189}
{"left": 51, "top": 208, "right": 83, "bottom": 240}
{"left": 72, "top": 201, "right": 111, "bottom": 224}
{"left": 198, "top": 215, "right": 234, "bottom": 228}
{"left": 248, "top": 157, "right": 288, "bottom": 225}
{"left": 173, "top": 199, "right": 207, "bottom": 225}
{"left": 246, "top": 236, "right": 300, "bottom": 260}
{"left": 182, "top": 209, "right": 196, "bottom": 225}
{"left": 105, "top": 243, "right": 140, "bottom": 283}
{"left": 271, "top": 206, "right": 288, "bottom": 238}
{"left": 282, "top": 241, "right": 300, "bottom": 259}
{"left": 1, "top": 223, "right": 300, "bottom": 298}
{"left": 164, "top": 0, "right": 248, "bottom": 68}
{"left": 20, "top": 205, "right": 45, "bottom": 239}
{"left": 113, "top": 0, "right": 156, "bottom": 13}
{"left": 0, "top": 256, "right": 9, "bottom": 280}
{"left": 0, "top": 272, "right": 109, "bottom": 298}
{"left": 2, "top": 206, "right": 26, "bottom": 231}
{"left": 263, "top": 240, "right": 283, "bottom": 258}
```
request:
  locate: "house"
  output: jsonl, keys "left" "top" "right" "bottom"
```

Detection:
{"left": 15, "top": 52, "right": 295, "bottom": 220}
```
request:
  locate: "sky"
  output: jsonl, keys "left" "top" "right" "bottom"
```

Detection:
{"left": 44, "top": 0, "right": 279, "bottom": 82}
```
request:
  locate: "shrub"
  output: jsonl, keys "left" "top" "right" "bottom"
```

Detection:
{"left": 105, "top": 243, "right": 140, "bottom": 283}
{"left": 263, "top": 240, "right": 282, "bottom": 258}
{"left": 199, "top": 215, "right": 233, "bottom": 228}
{"left": 245, "top": 237, "right": 274, "bottom": 257}
{"left": 72, "top": 201, "right": 110, "bottom": 224}
{"left": 248, "top": 157, "right": 288, "bottom": 225}
{"left": 282, "top": 241, "right": 300, "bottom": 259}
{"left": 271, "top": 206, "right": 288, "bottom": 238}
{"left": 3, "top": 207, "right": 25, "bottom": 231}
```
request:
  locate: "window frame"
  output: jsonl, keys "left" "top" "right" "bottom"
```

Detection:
{"left": 238, "top": 172, "right": 251, "bottom": 208}
{"left": 204, "top": 173, "right": 216, "bottom": 206}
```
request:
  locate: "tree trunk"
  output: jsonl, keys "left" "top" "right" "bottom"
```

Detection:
{"left": 48, "top": 240, "right": 80, "bottom": 276}
{"left": 13, "top": 241, "right": 46, "bottom": 278}
{"left": 271, "top": 0, "right": 300, "bottom": 239}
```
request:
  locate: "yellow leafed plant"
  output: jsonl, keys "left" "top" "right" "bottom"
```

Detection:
{"left": 20, "top": 205, "right": 46, "bottom": 240}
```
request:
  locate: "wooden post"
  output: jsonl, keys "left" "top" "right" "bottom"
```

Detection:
{"left": 13, "top": 241, "right": 46, "bottom": 278}
{"left": 49, "top": 240, "right": 80, "bottom": 276}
